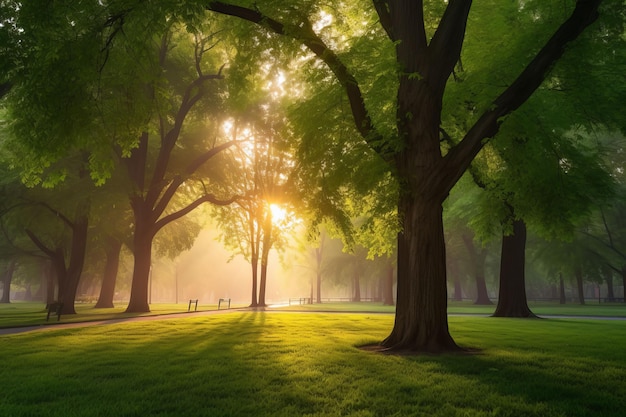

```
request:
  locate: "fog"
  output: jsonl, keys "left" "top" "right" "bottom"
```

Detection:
{"left": 142, "top": 229, "right": 312, "bottom": 306}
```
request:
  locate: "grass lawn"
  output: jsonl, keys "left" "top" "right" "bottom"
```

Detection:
{"left": 1, "top": 311, "right": 624, "bottom": 416}
{"left": 0, "top": 302, "right": 249, "bottom": 328}
{"left": 278, "top": 300, "right": 626, "bottom": 318}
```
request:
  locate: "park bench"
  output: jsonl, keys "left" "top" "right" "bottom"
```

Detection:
{"left": 289, "top": 297, "right": 311, "bottom": 305}
{"left": 188, "top": 299, "right": 198, "bottom": 312}
{"left": 46, "top": 302, "right": 63, "bottom": 322}
{"left": 218, "top": 298, "right": 231, "bottom": 310}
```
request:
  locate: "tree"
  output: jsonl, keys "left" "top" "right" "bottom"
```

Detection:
{"left": 205, "top": 0, "right": 607, "bottom": 351}
{"left": 119, "top": 26, "right": 237, "bottom": 313}
{"left": 216, "top": 112, "right": 297, "bottom": 307}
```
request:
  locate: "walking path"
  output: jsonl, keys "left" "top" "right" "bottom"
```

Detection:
{"left": 2, "top": 307, "right": 625, "bottom": 337}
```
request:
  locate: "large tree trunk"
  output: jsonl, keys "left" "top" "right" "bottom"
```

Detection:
{"left": 95, "top": 237, "right": 122, "bottom": 308}
{"left": 125, "top": 212, "right": 154, "bottom": 313}
{"left": 0, "top": 259, "right": 16, "bottom": 303}
{"left": 493, "top": 220, "right": 535, "bottom": 318}
{"left": 45, "top": 260, "right": 57, "bottom": 306}
{"left": 382, "top": 198, "right": 459, "bottom": 352}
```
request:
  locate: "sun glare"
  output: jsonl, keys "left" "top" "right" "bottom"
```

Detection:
{"left": 269, "top": 203, "right": 287, "bottom": 225}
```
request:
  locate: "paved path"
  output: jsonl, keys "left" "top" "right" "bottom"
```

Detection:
{"left": 1, "top": 309, "right": 625, "bottom": 337}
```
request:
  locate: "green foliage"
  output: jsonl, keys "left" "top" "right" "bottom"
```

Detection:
{"left": 445, "top": 1, "right": 623, "bottom": 243}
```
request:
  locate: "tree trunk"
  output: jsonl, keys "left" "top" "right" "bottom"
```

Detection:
{"left": 45, "top": 260, "right": 57, "bottom": 306}
{"left": 258, "top": 217, "right": 273, "bottom": 307}
{"left": 0, "top": 259, "right": 16, "bottom": 303}
{"left": 559, "top": 273, "right": 566, "bottom": 304}
{"left": 493, "top": 220, "right": 535, "bottom": 318}
{"left": 604, "top": 271, "right": 614, "bottom": 301}
{"left": 461, "top": 233, "right": 492, "bottom": 305}
{"left": 453, "top": 276, "right": 463, "bottom": 302}
{"left": 250, "top": 255, "right": 259, "bottom": 307}
{"left": 383, "top": 261, "right": 395, "bottom": 306}
{"left": 575, "top": 265, "right": 585, "bottom": 305}
{"left": 448, "top": 257, "right": 463, "bottom": 302}
{"left": 95, "top": 237, "right": 122, "bottom": 308}
{"left": 352, "top": 271, "right": 361, "bottom": 302}
{"left": 315, "top": 247, "right": 322, "bottom": 303}
{"left": 125, "top": 213, "right": 154, "bottom": 313}
{"left": 474, "top": 273, "right": 492, "bottom": 305}
{"left": 622, "top": 266, "right": 626, "bottom": 303}
{"left": 59, "top": 210, "right": 89, "bottom": 315}
{"left": 382, "top": 198, "right": 459, "bottom": 352}
{"left": 258, "top": 260, "right": 268, "bottom": 307}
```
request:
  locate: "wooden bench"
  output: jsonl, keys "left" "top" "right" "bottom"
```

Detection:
{"left": 218, "top": 298, "right": 231, "bottom": 310}
{"left": 188, "top": 299, "right": 198, "bottom": 312}
{"left": 46, "top": 302, "right": 63, "bottom": 322}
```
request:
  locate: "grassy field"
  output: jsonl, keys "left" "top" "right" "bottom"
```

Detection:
{"left": 1, "top": 310, "right": 625, "bottom": 416}
{"left": 1, "top": 300, "right": 624, "bottom": 329}
{"left": 279, "top": 300, "right": 626, "bottom": 317}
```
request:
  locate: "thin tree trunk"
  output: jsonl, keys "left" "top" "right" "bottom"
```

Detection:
{"left": 448, "top": 257, "right": 463, "bottom": 302}
{"left": 559, "top": 273, "right": 566, "bottom": 304}
{"left": 493, "top": 220, "right": 535, "bottom": 318}
{"left": 353, "top": 271, "right": 361, "bottom": 302}
{"left": 622, "top": 266, "right": 626, "bottom": 303}
{"left": 250, "top": 256, "right": 259, "bottom": 307}
{"left": 59, "top": 210, "right": 89, "bottom": 315}
{"left": 95, "top": 237, "right": 122, "bottom": 308}
{"left": 575, "top": 266, "right": 585, "bottom": 305}
{"left": 383, "top": 261, "right": 395, "bottom": 306}
{"left": 258, "top": 258, "right": 268, "bottom": 307}
{"left": 0, "top": 259, "right": 16, "bottom": 303}
{"left": 315, "top": 247, "right": 322, "bottom": 303}
{"left": 604, "top": 271, "right": 614, "bottom": 301}
{"left": 461, "top": 233, "right": 492, "bottom": 305}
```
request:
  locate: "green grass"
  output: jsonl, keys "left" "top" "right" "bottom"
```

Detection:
{"left": 278, "top": 300, "right": 626, "bottom": 318}
{"left": 2, "top": 300, "right": 624, "bottom": 329}
{"left": 1, "top": 312, "right": 625, "bottom": 416}
{"left": 0, "top": 302, "right": 249, "bottom": 328}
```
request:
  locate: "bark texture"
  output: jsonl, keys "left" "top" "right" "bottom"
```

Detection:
{"left": 95, "top": 237, "right": 122, "bottom": 308}
{"left": 493, "top": 220, "right": 535, "bottom": 318}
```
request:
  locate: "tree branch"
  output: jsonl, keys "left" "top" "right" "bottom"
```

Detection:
{"left": 439, "top": 0, "right": 603, "bottom": 197}
{"left": 154, "top": 194, "right": 238, "bottom": 233}
{"left": 205, "top": 1, "right": 391, "bottom": 160}
{"left": 25, "top": 229, "right": 57, "bottom": 259}
{"left": 372, "top": 0, "right": 394, "bottom": 41}
{"left": 427, "top": 0, "right": 472, "bottom": 94}
{"left": 152, "top": 139, "right": 237, "bottom": 219}
{"left": 147, "top": 66, "right": 225, "bottom": 210}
